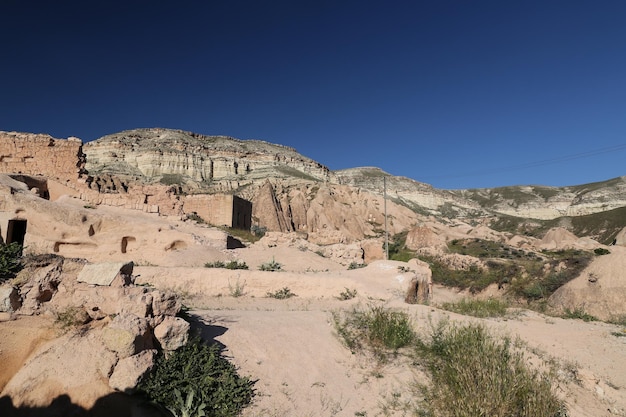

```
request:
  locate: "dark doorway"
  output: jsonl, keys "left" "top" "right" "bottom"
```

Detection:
{"left": 7, "top": 219, "right": 27, "bottom": 246}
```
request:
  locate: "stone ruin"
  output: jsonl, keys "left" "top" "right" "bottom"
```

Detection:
{"left": 0, "top": 130, "right": 252, "bottom": 228}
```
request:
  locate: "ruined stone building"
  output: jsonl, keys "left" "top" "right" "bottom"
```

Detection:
{"left": 0, "top": 131, "right": 252, "bottom": 245}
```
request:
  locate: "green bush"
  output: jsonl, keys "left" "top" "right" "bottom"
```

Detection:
{"left": 416, "top": 322, "right": 565, "bottom": 417}
{"left": 562, "top": 307, "right": 597, "bottom": 322}
{"left": 337, "top": 287, "right": 358, "bottom": 301}
{"left": 0, "top": 242, "right": 23, "bottom": 281}
{"left": 594, "top": 247, "right": 610, "bottom": 256}
{"left": 333, "top": 305, "right": 415, "bottom": 358}
{"left": 138, "top": 337, "right": 254, "bottom": 417}
{"left": 204, "top": 260, "right": 249, "bottom": 270}
{"left": 440, "top": 298, "right": 509, "bottom": 318}
{"left": 347, "top": 262, "right": 366, "bottom": 270}
{"left": 266, "top": 287, "right": 296, "bottom": 299}
{"left": 259, "top": 258, "right": 282, "bottom": 272}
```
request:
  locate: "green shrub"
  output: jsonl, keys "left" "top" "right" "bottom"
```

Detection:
{"left": 333, "top": 305, "right": 415, "bottom": 358}
{"left": 228, "top": 278, "right": 246, "bottom": 298}
{"left": 204, "top": 261, "right": 226, "bottom": 268}
{"left": 440, "top": 298, "right": 509, "bottom": 318}
{"left": 594, "top": 247, "right": 610, "bottom": 256}
{"left": 415, "top": 322, "right": 565, "bottom": 417}
{"left": 138, "top": 337, "right": 254, "bottom": 417}
{"left": 347, "top": 262, "right": 366, "bottom": 270}
{"left": 562, "top": 307, "right": 597, "bottom": 322}
{"left": 337, "top": 287, "right": 358, "bottom": 301}
{"left": 266, "top": 287, "right": 296, "bottom": 299}
{"left": 0, "top": 242, "right": 23, "bottom": 281}
{"left": 250, "top": 225, "right": 266, "bottom": 238}
{"left": 259, "top": 258, "right": 282, "bottom": 272}
{"left": 205, "top": 260, "right": 248, "bottom": 270}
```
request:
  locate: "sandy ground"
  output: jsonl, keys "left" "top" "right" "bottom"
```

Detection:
{"left": 2, "top": 233, "right": 626, "bottom": 416}
{"left": 131, "top": 253, "right": 626, "bottom": 417}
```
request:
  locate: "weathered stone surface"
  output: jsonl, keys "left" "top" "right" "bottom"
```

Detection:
{"left": 151, "top": 290, "right": 181, "bottom": 317}
{"left": 0, "top": 131, "right": 85, "bottom": 182}
{"left": 405, "top": 225, "right": 446, "bottom": 250}
{"left": 405, "top": 258, "right": 433, "bottom": 304}
{"left": 102, "top": 314, "right": 153, "bottom": 358}
{"left": 154, "top": 316, "right": 190, "bottom": 351}
{"left": 77, "top": 262, "right": 134, "bottom": 286}
{"left": 108, "top": 349, "right": 157, "bottom": 392}
{"left": 0, "top": 285, "right": 21, "bottom": 312}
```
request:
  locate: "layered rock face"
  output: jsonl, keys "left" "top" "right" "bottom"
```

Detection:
{"left": 84, "top": 128, "right": 332, "bottom": 186}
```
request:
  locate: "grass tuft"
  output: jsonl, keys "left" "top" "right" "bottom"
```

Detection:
{"left": 440, "top": 298, "right": 509, "bottom": 318}
{"left": 333, "top": 305, "right": 415, "bottom": 360}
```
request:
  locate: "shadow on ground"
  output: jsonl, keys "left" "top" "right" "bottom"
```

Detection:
{"left": 0, "top": 393, "right": 163, "bottom": 417}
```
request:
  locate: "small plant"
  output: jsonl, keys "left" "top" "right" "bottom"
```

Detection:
{"left": 347, "top": 262, "right": 366, "bottom": 270}
{"left": 186, "top": 212, "right": 206, "bottom": 224}
{"left": 228, "top": 278, "right": 246, "bottom": 298}
{"left": 594, "top": 247, "right": 611, "bottom": 256}
{"left": 440, "top": 298, "right": 509, "bottom": 318}
{"left": 55, "top": 306, "right": 88, "bottom": 329}
{"left": 225, "top": 260, "right": 248, "bottom": 270}
{"left": 0, "top": 242, "right": 24, "bottom": 281}
{"left": 337, "top": 288, "right": 358, "bottom": 301}
{"left": 204, "top": 260, "right": 226, "bottom": 268}
{"left": 205, "top": 260, "right": 249, "bottom": 270}
{"left": 266, "top": 287, "right": 296, "bottom": 299}
{"left": 259, "top": 257, "right": 282, "bottom": 272}
{"left": 333, "top": 305, "right": 415, "bottom": 359}
{"left": 250, "top": 225, "right": 267, "bottom": 238}
{"left": 562, "top": 307, "right": 598, "bottom": 322}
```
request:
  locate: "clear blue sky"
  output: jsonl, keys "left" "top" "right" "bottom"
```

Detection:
{"left": 2, "top": 1, "right": 626, "bottom": 189}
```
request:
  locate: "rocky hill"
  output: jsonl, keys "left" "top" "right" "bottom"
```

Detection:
{"left": 83, "top": 128, "right": 626, "bottom": 244}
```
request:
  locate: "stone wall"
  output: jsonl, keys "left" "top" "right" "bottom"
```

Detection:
{"left": 182, "top": 194, "right": 251, "bottom": 229}
{"left": 0, "top": 132, "right": 85, "bottom": 182}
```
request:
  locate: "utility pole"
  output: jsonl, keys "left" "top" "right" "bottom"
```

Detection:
{"left": 384, "top": 175, "right": 388, "bottom": 260}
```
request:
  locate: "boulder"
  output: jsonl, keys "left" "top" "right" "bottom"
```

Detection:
{"left": 154, "top": 316, "right": 190, "bottom": 351}
{"left": 108, "top": 349, "right": 157, "bottom": 392}
{"left": 102, "top": 314, "right": 153, "bottom": 358}
{"left": 77, "top": 262, "right": 134, "bottom": 286}
{"left": 151, "top": 290, "right": 181, "bottom": 317}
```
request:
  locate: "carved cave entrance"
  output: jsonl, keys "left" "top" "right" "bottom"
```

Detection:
{"left": 7, "top": 219, "right": 27, "bottom": 246}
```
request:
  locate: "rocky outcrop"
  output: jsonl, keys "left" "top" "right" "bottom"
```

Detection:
{"left": 0, "top": 257, "right": 189, "bottom": 406}
{"left": 548, "top": 246, "right": 626, "bottom": 321}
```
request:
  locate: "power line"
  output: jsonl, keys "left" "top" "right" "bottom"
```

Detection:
{"left": 420, "top": 142, "right": 626, "bottom": 181}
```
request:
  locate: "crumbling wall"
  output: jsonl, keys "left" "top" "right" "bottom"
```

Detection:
{"left": 0, "top": 131, "right": 250, "bottom": 224}
{"left": 0, "top": 131, "right": 85, "bottom": 182}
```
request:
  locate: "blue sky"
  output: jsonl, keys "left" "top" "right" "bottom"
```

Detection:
{"left": 2, "top": 1, "right": 626, "bottom": 189}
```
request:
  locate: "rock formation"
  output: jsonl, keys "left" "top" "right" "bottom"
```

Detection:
{"left": 0, "top": 257, "right": 188, "bottom": 407}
